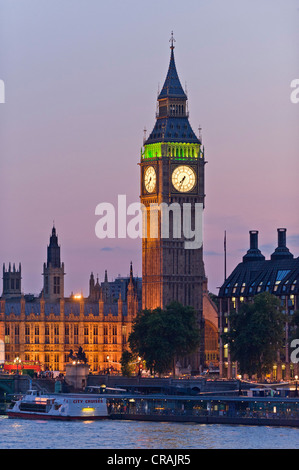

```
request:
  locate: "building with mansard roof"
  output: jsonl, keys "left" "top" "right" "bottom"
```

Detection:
{"left": 218, "top": 228, "right": 299, "bottom": 381}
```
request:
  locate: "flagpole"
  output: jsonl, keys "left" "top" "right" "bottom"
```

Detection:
{"left": 224, "top": 230, "right": 227, "bottom": 281}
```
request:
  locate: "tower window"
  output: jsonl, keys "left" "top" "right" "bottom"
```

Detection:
{"left": 54, "top": 276, "right": 60, "bottom": 294}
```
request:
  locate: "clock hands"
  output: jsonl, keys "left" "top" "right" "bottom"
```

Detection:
{"left": 179, "top": 175, "right": 186, "bottom": 189}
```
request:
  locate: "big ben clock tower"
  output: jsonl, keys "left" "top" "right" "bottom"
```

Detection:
{"left": 140, "top": 36, "right": 206, "bottom": 370}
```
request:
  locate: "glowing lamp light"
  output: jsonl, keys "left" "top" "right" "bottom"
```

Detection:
{"left": 73, "top": 294, "right": 82, "bottom": 300}
{"left": 82, "top": 407, "right": 95, "bottom": 413}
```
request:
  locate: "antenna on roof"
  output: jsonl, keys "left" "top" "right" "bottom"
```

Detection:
{"left": 170, "top": 31, "right": 176, "bottom": 50}
{"left": 198, "top": 125, "right": 202, "bottom": 141}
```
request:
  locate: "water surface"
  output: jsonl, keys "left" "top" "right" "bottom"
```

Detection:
{"left": 0, "top": 416, "right": 298, "bottom": 449}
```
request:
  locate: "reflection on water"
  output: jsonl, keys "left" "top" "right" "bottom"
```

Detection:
{"left": 0, "top": 416, "right": 298, "bottom": 449}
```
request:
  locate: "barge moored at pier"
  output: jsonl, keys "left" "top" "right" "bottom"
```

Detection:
{"left": 107, "top": 393, "right": 299, "bottom": 427}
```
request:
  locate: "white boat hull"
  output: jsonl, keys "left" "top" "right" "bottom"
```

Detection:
{"left": 7, "top": 391, "right": 109, "bottom": 420}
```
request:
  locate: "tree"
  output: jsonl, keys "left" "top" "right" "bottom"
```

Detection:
{"left": 222, "top": 292, "right": 285, "bottom": 379}
{"left": 120, "top": 350, "right": 137, "bottom": 377}
{"left": 289, "top": 309, "right": 299, "bottom": 342}
{"left": 128, "top": 301, "right": 201, "bottom": 376}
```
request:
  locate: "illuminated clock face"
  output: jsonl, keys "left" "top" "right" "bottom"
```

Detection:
{"left": 172, "top": 165, "right": 196, "bottom": 192}
{"left": 144, "top": 166, "right": 156, "bottom": 193}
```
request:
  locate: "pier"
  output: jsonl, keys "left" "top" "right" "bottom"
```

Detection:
{"left": 107, "top": 394, "right": 299, "bottom": 427}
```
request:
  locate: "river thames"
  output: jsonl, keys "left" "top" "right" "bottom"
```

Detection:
{"left": 0, "top": 416, "right": 298, "bottom": 449}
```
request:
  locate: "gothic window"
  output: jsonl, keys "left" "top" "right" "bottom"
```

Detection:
{"left": 54, "top": 354, "right": 59, "bottom": 370}
{"left": 5, "top": 325, "right": 10, "bottom": 344}
{"left": 25, "top": 325, "right": 30, "bottom": 344}
{"left": 35, "top": 325, "right": 39, "bottom": 344}
{"left": 45, "top": 325, "right": 50, "bottom": 344}
{"left": 45, "top": 354, "right": 50, "bottom": 369}
{"left": 15, "top": 325, "right": 19, "bottom": 344}
{"left": 104, "top": 325, "right": 108, "bottom": 344}
{"left": 54, "top": 324, "right": 59, "bottom": 344}
{"left": 122, "top": 325, "right": 127, "bottom": 345}
{"left": 93, "top": 325, "right": 98, "bottom": 344}
{"left": 84, "top": 326, "right": 89, "bottom": 344}
{"left": 112, "top": 325, "right": 117, "bottom": 344}
{"left": 65, "top": 325, "right": 69, "bottom": 344}
{"left": 54, "top": 276, "right": 60, "bottom": 294}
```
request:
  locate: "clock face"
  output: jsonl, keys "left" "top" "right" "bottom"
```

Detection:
{"left": 172, "top": 165, "right": 196, "bottom": 192}
{"left": 144, "top": 166, "right": 156, "bottom": 193}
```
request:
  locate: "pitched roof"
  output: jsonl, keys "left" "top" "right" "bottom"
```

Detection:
{"left": 145, "top": 116, "right": 200, "bottom": 145}
{"left": 218, "top": 257, "right": 299, "bottom": 298}
{"left": 158, "top": 47, "right": 187, "bottom": 100}
{"left": 219, "top": 230, "right": 299, "bottom": 298}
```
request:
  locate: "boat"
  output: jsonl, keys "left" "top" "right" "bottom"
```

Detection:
{"left": 7, "top": 389, "right": 109, "bottom": 420}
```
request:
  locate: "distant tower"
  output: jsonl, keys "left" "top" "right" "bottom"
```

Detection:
{"left": 88, "top": 272, "right": 101, "bottom": 301}
{"left": 42, "top": 225, "right": 65, "bottom": 301}
{"left": 2, "top": 263, "right": 22, "bottom": 298}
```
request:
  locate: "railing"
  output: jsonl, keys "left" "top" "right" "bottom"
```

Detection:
{"left": 109, "top": 406, "right": 299, "bottom": 422}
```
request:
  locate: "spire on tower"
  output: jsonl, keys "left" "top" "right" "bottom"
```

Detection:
{"left": 130, "top": 261, "right": 133, "bottom": 281}
{"left": 144, "top": 34, "right": 200, "bottom": 146}
{"left": 158, "top": 34, "right": 187, "bottom": 100}
{"left": 169, "top": 31, "right": 176, "bottom": 50}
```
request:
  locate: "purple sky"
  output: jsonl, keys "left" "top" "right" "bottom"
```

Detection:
{"left": 0, "top": 0, "right": 298, "bottom": 296}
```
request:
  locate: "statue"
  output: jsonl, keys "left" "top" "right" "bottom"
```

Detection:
{"left": 68, "top": 346, "right": 87, "bottom": 364}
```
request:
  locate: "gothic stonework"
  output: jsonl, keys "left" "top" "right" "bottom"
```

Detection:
{"left": 140, "top": 40, "right": 206, "bottom": 371}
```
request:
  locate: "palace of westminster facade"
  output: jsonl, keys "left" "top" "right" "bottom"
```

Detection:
{"left": 0, "top": 40, "right": 219, "bottom": 375}
{"left": 0, "top": 223, "right": 218, "bottom": 374}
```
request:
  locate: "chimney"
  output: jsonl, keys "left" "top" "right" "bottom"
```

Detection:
{"left": 243, "top": 230, "right": 265, "bottom": 263}
{"left": 277, "top": 228, "right": 287, "bottom": 247}
{"left": 271, "top": 228, "right": 293, "bottom": 260}
{"left": 249, "top": 230, "right": 258, "bottom": 250}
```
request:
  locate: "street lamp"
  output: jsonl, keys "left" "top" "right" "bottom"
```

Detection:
{"left": 14, "top": 356, "right": 21, "bottom": 375}
{"left": 295, "top": 375, "right": 298, "bottom": 397}
{"left": 238, "top": 374, "right": 242, "bottom": 395}
{"left": 138, "top": 357, "right": 142, "bottom": 376}
{"left": 106, "top": 355, "right": 110, "bottom": 375}
{"left": 14, "top": 357, "right": 22, "bottom": 394}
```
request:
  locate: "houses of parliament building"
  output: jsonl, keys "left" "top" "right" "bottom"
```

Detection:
{"left": 0, "top": 226, "right": 140, "bottom": 373}
{"left": 0, "top": 39, "right": 219, "bottom": 374}
{"left": 0, "top": 224, "right": 218, "bottom": 374}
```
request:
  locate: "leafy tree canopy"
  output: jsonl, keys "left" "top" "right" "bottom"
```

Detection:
{"left": 128, "top": 301, "right": 201, "bottom": 376}
{"left": 222, "top": 292, "right": 285, "bottom": 378}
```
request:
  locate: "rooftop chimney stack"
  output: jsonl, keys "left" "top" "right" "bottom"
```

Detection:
{"left": 243, "top": 230, "right": 265, "bottom": 263}
{"left": 271, "top": 228, "right": 293, "bottom": 260}
{"left": 249, "top": 230, "right": 259, "bottom": 250}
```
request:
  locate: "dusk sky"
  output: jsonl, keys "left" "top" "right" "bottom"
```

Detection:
{"left": 0, "top": 0, "right": 298, "bottom": 296}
